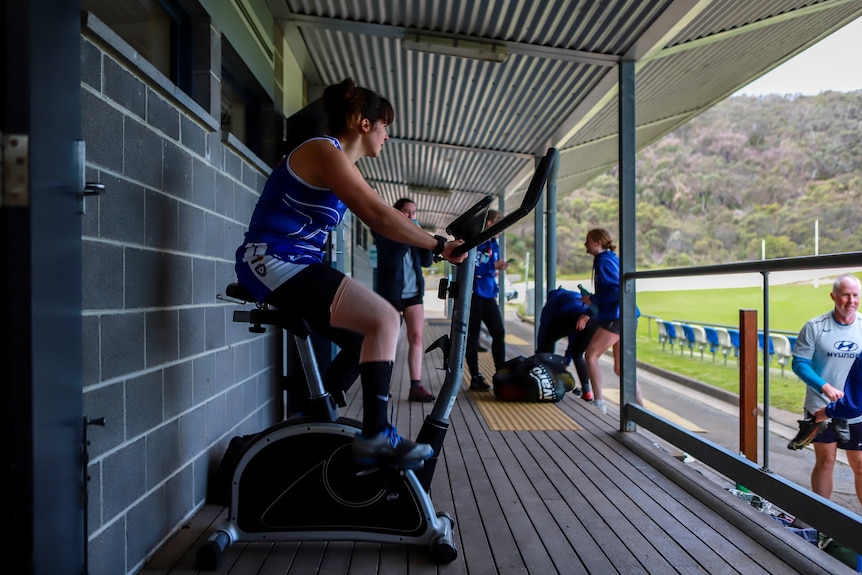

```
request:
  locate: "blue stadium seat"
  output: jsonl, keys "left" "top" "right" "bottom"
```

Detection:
{"left": 663, "top": 322, "right": 678, "bottom": 353}
{"left": 681, "top": 324, "right": 696, "bottom": 358}
{"left": 704, "top": 327, "right": 720, "bottom": 362}
{"left": 727, "top": 329, "right": 740, "bottom": 358}
{"left": 656, "top": 319, "right": 668, "bottom": 350}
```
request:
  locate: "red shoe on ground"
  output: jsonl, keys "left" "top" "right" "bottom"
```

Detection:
{"left": 581, "top": 390, "right": 594, "bottom": 402}
{"left": 408, "top": 385, "right": 436, "bottom": 402}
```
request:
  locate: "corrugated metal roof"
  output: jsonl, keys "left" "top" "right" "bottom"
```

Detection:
{"left": 270, "top": 0, "right": 862, "bottom": 232}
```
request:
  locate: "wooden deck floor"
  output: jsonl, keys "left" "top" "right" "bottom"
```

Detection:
{"left": 140, "top": 317, "right": 850, "bottom": 575}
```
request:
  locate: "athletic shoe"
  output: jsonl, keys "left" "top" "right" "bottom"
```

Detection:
{"left": 590, "top": 400, "right": 607, "bottom": 415}
{"left": 408, "top": 385, "right": 435, "bottom": 402}
{"left": 787, "top": 417, "right": 828, "bottom": 450}
{"left": 581, "top": 390, "right": 594, "bottom": 402}
{"left": 352, "top": 425, "right": 434, "bottom": 470}
{"left": 470, "top": 374, "right": 491, "bottom": 390}
{"left": 832, "top": 418, "right": 851, "bottom": 443}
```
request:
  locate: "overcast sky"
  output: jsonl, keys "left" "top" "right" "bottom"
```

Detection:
{"left": 734, "top": 17, "right": 862, "bottom": 96}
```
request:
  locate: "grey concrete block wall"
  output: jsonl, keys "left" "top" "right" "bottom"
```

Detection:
{"left": 79, "top": 30, "right": 279, "bottom": 575}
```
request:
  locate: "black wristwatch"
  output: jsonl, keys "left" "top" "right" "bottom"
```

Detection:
{"left": 431, "top": 235, "right": 447, "bottom": 262}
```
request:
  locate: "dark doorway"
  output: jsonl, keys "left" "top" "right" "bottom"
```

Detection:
{"left": 3, "top": 1, "right": 85, "bottom": 574}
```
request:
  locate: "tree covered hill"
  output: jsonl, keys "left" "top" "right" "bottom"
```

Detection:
{"left": 510, "top": 91, "right": 862, "bottom": 276}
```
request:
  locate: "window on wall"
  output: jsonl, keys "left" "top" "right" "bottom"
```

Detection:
{"left": 85, "top": 0, "right": 280, "bottom": 165}
{"left": 354, "top": 218, "right": 369, "bottom": 251}
{"left": 82, "top": 0, "right": 193, "bottom": 94}
{"left": 221, "top": 39, "right": 271, "bottom": 158}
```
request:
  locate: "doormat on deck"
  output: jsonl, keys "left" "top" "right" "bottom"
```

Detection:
{"left": 464, "top": 353, "right": 581, "bottom": 431}
{"left": 469, "top": 392, "right": 583, "bottom": 431}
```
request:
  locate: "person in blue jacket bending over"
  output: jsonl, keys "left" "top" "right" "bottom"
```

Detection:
{"left": 536, "top": 287, "right": 598, "bottom": 401}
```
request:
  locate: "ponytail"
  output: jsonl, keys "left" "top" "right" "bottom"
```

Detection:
{"left": 322, "top": 78, "right": 394, "bottom": 136}
{"left": 586, "top": 228, "right": 616, "bottom": 252}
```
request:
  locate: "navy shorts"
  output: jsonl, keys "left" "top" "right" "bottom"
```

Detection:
{"left": 392, "top": 293, "right": 423, "bottom": 312}
{"left": 807, "top": 412, "right": 862, "bottom": 450}
{"left": 600, "top": 320, "right": 622, "bottom": 335}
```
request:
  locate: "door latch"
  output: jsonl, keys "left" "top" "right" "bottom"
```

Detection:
{"left": 2, "top": 133, "right": 29, "bottom": 208}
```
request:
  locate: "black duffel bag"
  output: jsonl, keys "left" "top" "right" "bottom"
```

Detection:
{"left": 492, "top": 353, "right": 574, "bottom": 402}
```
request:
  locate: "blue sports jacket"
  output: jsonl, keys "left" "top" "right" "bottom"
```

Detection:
{"left": 473, "top": 238, "right": 500, "bottom": 299}
{"left": 825, "top": 354, "right": 862, "bottom": 419}
{"left": 591, "top": 250, "right": 640, "bottom": 322}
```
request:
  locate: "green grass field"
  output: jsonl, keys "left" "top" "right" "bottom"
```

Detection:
{"left": 635, "top": 283, "right": 840, "bottom": 333}
{"left": 634, "top": 281, "right": 857, "bottom": 412}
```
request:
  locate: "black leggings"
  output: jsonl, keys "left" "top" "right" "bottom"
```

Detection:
{"left": 267, "top": 264, "right": 363, "bottom": 396}
{"left": 536, "top": 315, "right": 598, "bottom": 389}
{"left": 466, "top": 294, "right": 506, "bottom": 377}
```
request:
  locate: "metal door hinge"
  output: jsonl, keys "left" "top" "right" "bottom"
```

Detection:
{"left": 2, "top": 133, "right": 29, "bottom": 208}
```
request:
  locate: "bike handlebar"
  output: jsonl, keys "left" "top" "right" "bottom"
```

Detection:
{"left": 448, "top": 148, "right": 558, "bottom": 258}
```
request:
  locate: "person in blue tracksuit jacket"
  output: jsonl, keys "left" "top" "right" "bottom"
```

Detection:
{"left": 575, "top": 228, "right": 642, "bottom": 414}
{"left": 536, "top": 287, "right": 598, "bottom": 400}
{"left": 465, "top": 210, "right": 510, "bottom": 390}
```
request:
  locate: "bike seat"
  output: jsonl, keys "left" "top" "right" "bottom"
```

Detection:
{"left": 225, "top": 283, "right": 310, "bottom": 338}
{"left": 226, "top": 282, "right": 257, "bottom": 303}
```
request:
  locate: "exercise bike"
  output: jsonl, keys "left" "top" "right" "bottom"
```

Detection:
{"left": 195, "top": 149, "right": 557, "bottom": 570}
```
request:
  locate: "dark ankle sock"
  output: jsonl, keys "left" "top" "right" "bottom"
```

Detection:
{"left": 410, "top": 379, "right": 421, "bottom": 389}
{"left": 360, "top": 361, "right": 393, "bottom": 436}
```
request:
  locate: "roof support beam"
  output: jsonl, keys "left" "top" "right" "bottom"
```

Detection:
{"left": 626, "top": 0, "right": 715, "bottom": 61}
{"left": 551, "top": 0, "right": 710, "bottom": 149}
{"left": 648, "top": 0, "right": 861, "bottom": 61}
{"left": 387, "top": 137, "right": 535, "bottom": 161}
